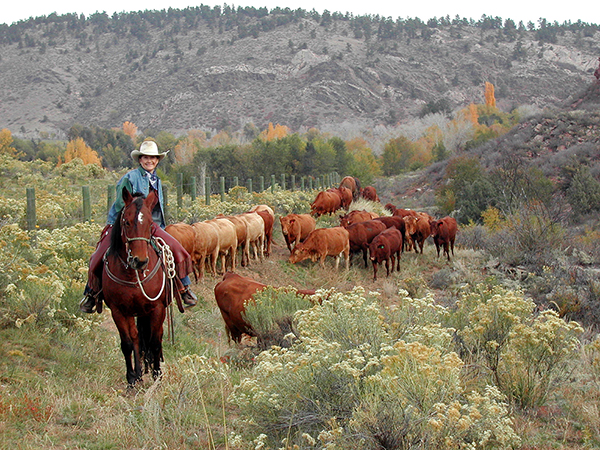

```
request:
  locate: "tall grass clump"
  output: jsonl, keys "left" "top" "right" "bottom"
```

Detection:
{"left": 243, "top": 286, "right": 315, "bottom": 350}
{"left": 230, "top": 287, "right": 521, "bottom": 449}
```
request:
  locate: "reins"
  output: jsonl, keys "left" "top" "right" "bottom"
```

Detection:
{"left": 103, "top": 236, "right": 177, "bottom": 302}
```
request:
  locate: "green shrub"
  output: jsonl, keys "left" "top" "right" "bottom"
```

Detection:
{"left": 243, "top": 286, "right": 314, "bottom": 350}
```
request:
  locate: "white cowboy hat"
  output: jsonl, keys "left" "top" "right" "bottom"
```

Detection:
{"left": 130, "top": 140, "right": 169, "bottom": 161}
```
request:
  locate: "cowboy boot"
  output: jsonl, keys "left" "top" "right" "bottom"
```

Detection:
{"left": 79, "top": 285, "right": 98, "bottom": 313}
{"left": 180, "top": 286, "right": 198, "bottom": 307}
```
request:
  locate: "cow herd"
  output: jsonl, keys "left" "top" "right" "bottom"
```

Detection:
{"left": 167, "top": 176, "right": 457, "bottom": 344}
{"left": 165, "top": 204, "right": 275, "bottom": 281}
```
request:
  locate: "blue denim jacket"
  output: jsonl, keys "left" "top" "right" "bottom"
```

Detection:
{"left": 107, "top": 167, "right": 166, "bottom": 228}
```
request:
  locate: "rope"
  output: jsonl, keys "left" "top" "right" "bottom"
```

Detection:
{"left": 134, "top": 237, "right": 177, "bottom": 302}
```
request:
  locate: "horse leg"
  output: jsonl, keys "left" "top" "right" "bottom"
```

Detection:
{"left": 148, "top": 308, "right": 166, "bottom": 379}
{"left": 113, "top": 310, "right": 142, "bottom": 386}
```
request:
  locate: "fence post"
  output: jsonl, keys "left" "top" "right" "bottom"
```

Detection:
{"left": 281, "top": 173, "right": 286, "bottom": 191}
{"left": 177, "top": 173, "right": 183, "bottom": 209}
{"left": 82, "top": 185, "right": 91, "bottom": 222}
{"left": 290, "top": 175, "right": 295, "bottom": 191}
{"left": 26, "top": 187, "right": 36, "bottom": 230}
{"left": 247, "top": 178, "right": 253, "bottom": 193}
{"left": 190, "top": 176, "right": 197, "bottom": 202}
{"left": 271, "top": 175, "right": 276, "bottom": 193}
{"left": 220, "top": 177, "right": 225, "bottom": 202}
{"left": 301, "top": 176, "right": 305, "bottom": 191}
{"left": 205, "top": 177, "right": 211, "bottom": 206}
{"left": 308, "top": 177, "right": 313, "bottom": 190}
{"left": 233, "top": 176, "right": 239, "bottom": 188}
{"left": 107, "top": 184, "right": 115, "bottom": 214}
{"left": 260, "top": 176, "right": 265, "bottom": 192}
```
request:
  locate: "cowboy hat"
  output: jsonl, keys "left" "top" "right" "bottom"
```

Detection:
{"left": 130, "top": 140, "right": 169, "bottom": 161}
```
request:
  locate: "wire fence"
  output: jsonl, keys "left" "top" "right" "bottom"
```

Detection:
{"left": 21, "top": 172, "right": 342, "bottom": 231}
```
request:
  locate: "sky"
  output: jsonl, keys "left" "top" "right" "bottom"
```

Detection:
{"left": 2, "top": 0, "right": 598, "bottom": 27}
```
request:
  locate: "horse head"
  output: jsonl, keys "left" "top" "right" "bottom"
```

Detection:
{"left": 115, "top": 189, "right": 158, "bottom": 270}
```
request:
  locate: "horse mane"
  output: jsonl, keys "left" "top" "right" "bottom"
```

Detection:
{"left": 108, "top": 193, "right": 146, "bottom": 256}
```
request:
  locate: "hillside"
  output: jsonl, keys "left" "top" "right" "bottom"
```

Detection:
{"left": 1, "top": 7, "right": 599, "bottom": 146}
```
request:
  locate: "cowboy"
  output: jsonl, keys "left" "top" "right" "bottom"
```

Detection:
{"left": 80, "top": 139, "right": 197, "bottom": 313}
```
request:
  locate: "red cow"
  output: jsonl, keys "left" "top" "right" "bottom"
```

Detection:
{"left": 289, "top": 227, "right": 350, "bottom": 270}
{"left": 339, "top": 210, "right": 379, "bottom": 228}
{"left": 280, "top": 213, "right": 317, "bottom": 253}
{"left": 346, "top": 220, "right": 387, "bottom": 267}
{"left": 429, "top": 216, "right": 458, "bottom": 261}
{"left": 361, "top": 186, "right": 380, "bottom": 202}
{"left": 372, "top": 215, "right": 406, "bottom": 248}
{"left": 214, "top": 272, "right": 315, "bottom": 343}
{"left": 369, "top": 228, "right": 403, "bottom": 281}
{"left": 404, "top": 215, "right": 431, "bottom": 254}
{"left": 327, "top": 186, "right": 353, "bottom": 210}
{"left": 339, "top": 176, "right": 361, "bottom": 199}
{"left": 310, "top": 190, "right": 343, "bottom": 217}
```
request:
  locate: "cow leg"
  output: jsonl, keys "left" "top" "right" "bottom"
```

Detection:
{"left": 385, "top": 259, "right": 391, "bottom": 277}
{"left": 372, "top": 262, "right": 378, "bottom": 281}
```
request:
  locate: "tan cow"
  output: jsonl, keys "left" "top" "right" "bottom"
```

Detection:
{"left": 238, "top": 212, "right": 265, "bottom": 262}
{"left": 289, "top": 226, "right": 350, "bottom": 270}
{"left": 191, "top": 221, "right": 220, "bottom": 279}
{"left": 216, "top": 214, "right": 250, "bottom": 267}
{"left": 205, "top": 218, "right": 238, "bottom": 273}
{"left": 250, "top": 205, "right": 274, "bottom": 257}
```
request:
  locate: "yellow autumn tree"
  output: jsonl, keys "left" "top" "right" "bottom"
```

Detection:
{"left": 174, "top": 130, "right": 208, "bottom": 164}
{"left": 346, "top": 137, "right": 381, "bottom": 183}
{"left": 64, "top": 137, "right": 102, "bottom": 166}
{"left": 259, "top": 123, "right": 290, "bottom": 141}
{"left": 0, "top": 128, "right": 19, "bottom": 157}
{"left": 123, "top": 121, "right": 138, "bottom": 141}
{"left": 484, "top": 82, "right": 496, "bottom": 108}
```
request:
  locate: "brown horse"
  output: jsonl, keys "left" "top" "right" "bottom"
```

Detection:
{"left": 102, "top": 189, "right": 177, "bottom": 386}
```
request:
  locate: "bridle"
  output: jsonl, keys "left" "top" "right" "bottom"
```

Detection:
{"left": 103, "top": 204, "right": 175, "bottom": 302}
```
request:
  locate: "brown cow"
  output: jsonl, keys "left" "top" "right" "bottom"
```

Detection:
{"left": 327, "top": 186, "right": 353, "bottom": 210}
{"left": 250, "top": 205, "right": 275, "bottom": 256}
{"left": 310, "top": 190, "right": 342, "bottom": 217}
{"left": 373, "top": 215, "right": 406, "bottom": 236}
{"left": 191, "top": 221, "right": 220, "bottom": 279}
{"left": 289, "top": 227, "right": 350, "bottom": 270}
{"left": 339, "top": 176, "right": 361, "bottom": 200}
{"left": 361, "top": 186, "right": 380, "bottom": 202}
{"left": 429, "top": 216, "right": 458, "bottom": 261}
{"left": 280, "top": 213, "right": 316, "bottom": 253}
{"left": 346, "top": 220, "right": 388, "bottom": 267}
{"left": 369, "top": 228, "right": 403, "bottom": 281}
{"left": 339, "top": 210, "right": 379, "bottom": 228}
{"left": 404, "top": 214, "right": 431, "bottom": 254}
{"left": 214, "top": 272, "right": 316, "bottom": 343}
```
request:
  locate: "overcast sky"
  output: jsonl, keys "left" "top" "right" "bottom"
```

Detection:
{"left": 3, "top": 0, "right": 598, "bottom": 27}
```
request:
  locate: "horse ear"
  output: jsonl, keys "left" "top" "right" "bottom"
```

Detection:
{"left": 145, "top": 189, "right": 159, "bottom": 210}
{"left": 122, "top": 187, "right": 134, "bottom": 205}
